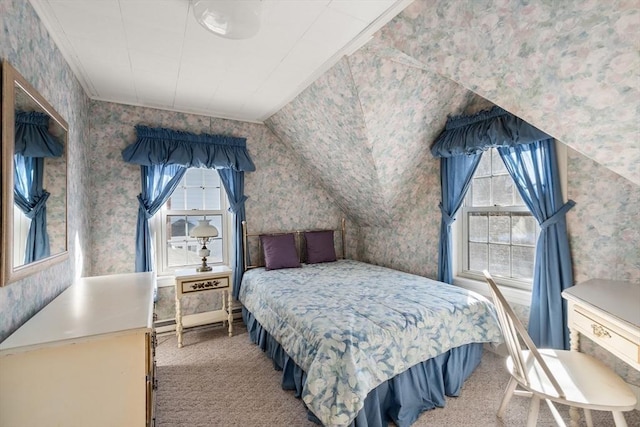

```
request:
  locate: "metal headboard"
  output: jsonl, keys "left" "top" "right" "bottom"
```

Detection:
{"left": 241, "top": 218, "right": 346, "bottom": 271}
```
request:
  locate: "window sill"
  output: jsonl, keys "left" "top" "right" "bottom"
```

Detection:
{"left": 452, "top": 276, "right": 531, "bottom": 307}
{"left": 156, "top": 274, "right": 176, "bottom": 288}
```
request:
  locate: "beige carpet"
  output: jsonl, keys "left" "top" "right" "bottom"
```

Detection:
{"left": 155, "top": 324, "right": 639, "bottom": 427}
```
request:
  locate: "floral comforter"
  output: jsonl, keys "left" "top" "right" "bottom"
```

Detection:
{"left": 239, "top": 260, "right": 502, "bottom": 426}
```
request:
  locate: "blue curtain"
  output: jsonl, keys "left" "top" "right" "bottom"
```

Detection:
{"left": 437, "top": 154, "right": 482, "bottom": 283}
{"left": 15, "top": 111, "right": 64, "bottom": 157}
{"left": 431, "top": 106, "right": 551, "bottom": 157}
{"left": 123, "top": 126, "right": 255, "bottom": 288}
{"left": 498, "top": 141, "right": 575, "bottom": 349}
{"left": 13, "top": 155, "right": 50, "bottom": 263}
{"left": 432, "top": 107, "right": 575, "bottom": 349}
{"left": 122, "top": 125, "right": 255, "bottom": 171}
{"left": 135, "top": 164, "right": 187, "bottom": 272}
{"left": 218, "top": 169, "right": 248, "bottom": 299}
{"left": 13, "top": 111, "right": 63, "bottom": 263}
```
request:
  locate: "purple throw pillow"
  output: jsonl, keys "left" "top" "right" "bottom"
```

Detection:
{"left": 260, "top": 233, "right": 301, "bottom": 270}
{"left": 304, "top": 230, "right": 337, "bottom": 264}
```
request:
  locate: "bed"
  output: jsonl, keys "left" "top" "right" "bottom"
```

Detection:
{"left": 238, "top": 221, "right": 502, "bottom": 427}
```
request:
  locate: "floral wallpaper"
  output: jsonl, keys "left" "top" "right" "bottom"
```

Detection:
{"left": 263, "top": 2, "right": 639, "bottom": 387}
{"left": 567, "top": 148, "right": 640, "bottom": 284}
{"left": 88, "top": 101, "right": 355, "bottom": 318}
{"left": 2, "top": 0, "right": 638, "bottom": 392}
{"left": 377, "top": 0, "right": 639, "bottom": 186}
{"left": 0, "top": 0, "right": 91, "bottom": 341}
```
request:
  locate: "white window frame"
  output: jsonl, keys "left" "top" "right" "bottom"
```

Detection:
{"left": 452, "top": 142, "right": 568, "bottom": 306}
{"left": 459, "top": 205, "right": 538, "bottom": 290}
{"left": 152, "top": 168, "right": 230, "bottom": 276}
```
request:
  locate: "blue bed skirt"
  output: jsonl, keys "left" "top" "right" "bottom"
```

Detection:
{"left": 243, "top": 308, "right": 484, "bottom": 427}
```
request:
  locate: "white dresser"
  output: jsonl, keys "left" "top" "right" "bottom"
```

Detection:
{"left": 0, "top": 272, "right": 157, "bottom": 427}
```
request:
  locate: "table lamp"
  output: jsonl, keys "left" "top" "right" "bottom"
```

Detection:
{"left": 189, "top": 219, "right": 219, "bottom": 272}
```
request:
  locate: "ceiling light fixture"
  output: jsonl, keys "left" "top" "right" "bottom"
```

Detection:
{"left": 192, "top": 0, "right": 262, "bottom": 40}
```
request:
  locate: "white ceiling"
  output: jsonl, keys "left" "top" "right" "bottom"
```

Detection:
{"left": 29, "top": 0, "right": 412, "bottom": 123}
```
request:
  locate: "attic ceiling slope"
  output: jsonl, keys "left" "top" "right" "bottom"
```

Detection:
{"left": 267, "top": 40, "right": 487, "bottom": 228}
{"left": 377, "top": 0, "right": 640, "bottom": 185}
{"left": 265, "top": 57, "right": 390, "bottom": 227}
{"left": 348, "top": 43, "right": 473, "bottom": 215}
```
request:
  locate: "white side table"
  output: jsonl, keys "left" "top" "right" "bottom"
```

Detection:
{"left": 174, "top": 266, "right": 233, "bottom": 348}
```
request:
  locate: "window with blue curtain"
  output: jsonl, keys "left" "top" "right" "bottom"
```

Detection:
{"left": 431, "top": 107, "right": 575, "bottom": 350}
{"left": 13, "top": 111, "right": 64, "bottom": 264}
{"left": 122, "top": 125, "right": 255, "bottom": 299}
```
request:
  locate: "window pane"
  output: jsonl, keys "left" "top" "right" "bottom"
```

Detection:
{"left": 512, "top": 246, "right": 535, "bottom": 279}
{"left": 512, "top": 214, "right": 537, "bottom": 245}
{"left": 167, "top": 216, "right": 189, "bottom": 239}
{"left": 469, "top": 213, "right": 488, "bottom": 243}
{"left": 186, "top": 242, "right": 201, "bottom": 265}
{"left": 185, "top": 187, "right": 202, "bottom": 210}
{"left": 185, "top": 169, "right": 202, "bottom": 186}
{"left": 488, "top": 214, "right": 510, "bottom": 244}
{"left": 207, "top": 238, "right": 224, "bottom": 263}
{"left": 491, "top": 175, "right": 514, "bottom": 206}
{"left": 205, "top": 169, "right": 220, "bottom": 186}
{"left": 471, "top": 177, "right": 491, "bottom": 206}
{"left": 167, "top": 239, "right": 187, "bottom": 267}
{"left": 514, "top": 189, "right": 525, "bottom": 206}
{"left": 168, "top": 188, "right": 186, "bottom": 210}
{"left": 491, "top": 150, "right": 507, "bottom": 175}
{"left": 489, "top": 244, "right": 510, "bottom": 276}
{"left": 475, "top": 152, "right": 491, "bottom": 177}
{"left": 203, "top": 187, "right": 221, "bottom": 210}
{"left": 468, "top": 242, "right": 487, "bottom": 271}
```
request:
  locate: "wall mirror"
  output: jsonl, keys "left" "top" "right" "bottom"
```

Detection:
{"left": 1, "top": 60, "right": 68, "bottom": 286}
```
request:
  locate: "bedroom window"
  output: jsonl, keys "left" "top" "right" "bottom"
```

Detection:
{"left": 459, "top": 148, "right": 539, "bottom": 290}
{"left": 155, "top": 167, "right": 229, "bottom": 274}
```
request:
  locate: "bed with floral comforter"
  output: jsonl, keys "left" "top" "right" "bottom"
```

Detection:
{"left": 239, "top": 259, "right": 502, "bottom": 426}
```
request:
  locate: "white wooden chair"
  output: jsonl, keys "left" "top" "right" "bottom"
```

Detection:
{"left": 482, "top": 271, "right": 637, "bottom": 427}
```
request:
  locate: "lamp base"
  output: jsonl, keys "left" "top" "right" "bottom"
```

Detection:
{"left": 196, "top": 265, "right": 212, "bottom": 272}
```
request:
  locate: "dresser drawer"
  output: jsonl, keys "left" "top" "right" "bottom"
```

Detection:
{"left": 573, "top": 307, "right": 640, "bottom": 365}
{"left": 180, "top": 276, "right": 229, "bottom": 294}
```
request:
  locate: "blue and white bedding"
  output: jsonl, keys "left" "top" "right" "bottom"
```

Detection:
{"left": 239, "top": 260, "right": 502, "bottom": 426}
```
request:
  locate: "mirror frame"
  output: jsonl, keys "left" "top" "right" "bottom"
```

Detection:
{"left": 1, "top": 60, "right": 69, "bottom": 286}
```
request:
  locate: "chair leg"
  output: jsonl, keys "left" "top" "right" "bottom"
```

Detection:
{"left": 526, "top": 395, "right": 541, "bottom": 427}
{"left": 497, "top": 377, "right": 518, "bottom": 418}
{"left": 612, "top": 411, "right": 628, "bottom": 427}
{"left": 583, "top": 408, "right": 593, "bottom": 427}
{"left": 544, "top": 399, "right": 566, "bottom": 427}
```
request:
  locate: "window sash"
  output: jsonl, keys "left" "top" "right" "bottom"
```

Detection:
{"left": 460, "top": 205, "right": 537, "bottom": 290}
{"left": 459, "top": 147, "right": 537, "bottom": 290}
{"left": 154, "top": 169, "right": 229, "bottom": 274}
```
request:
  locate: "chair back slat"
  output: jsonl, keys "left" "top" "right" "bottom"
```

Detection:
{"left": 482, "top": 271, "right": 566, "bottom": 399}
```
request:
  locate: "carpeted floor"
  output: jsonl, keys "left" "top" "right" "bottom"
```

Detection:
{"left": 155, "top": 324, "right": 639, "bottom": 427}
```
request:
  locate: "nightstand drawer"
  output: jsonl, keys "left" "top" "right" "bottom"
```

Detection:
{"left": 181, "top": 276, "right": 229, "bottom": 294}
{"left": 573, "top": 307, "right": 639, "bottom": 365}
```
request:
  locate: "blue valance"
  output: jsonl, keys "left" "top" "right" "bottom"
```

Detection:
{"left": 121, "top": 125, "right": 256, "bottom": 171}
{"left": 15, "top": 111, "right": 64, "bottom": 158}
{"left": 431, "top": 107, "right": 552, "bottom": 158}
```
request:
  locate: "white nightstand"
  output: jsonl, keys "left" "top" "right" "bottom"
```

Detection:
{"left": 174, "top": 266, "right": 233, "bottom": 348}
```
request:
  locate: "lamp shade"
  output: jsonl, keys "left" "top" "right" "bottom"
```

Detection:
{"left": 192, "top": 0, "right": 262, "bottom": 40}
{"left": 190, "top": 219, "right": 219, "bottom": 238}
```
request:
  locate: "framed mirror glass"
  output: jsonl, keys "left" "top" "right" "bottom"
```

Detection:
{"left": 1, "top": 60, "right": 69, "bottom": 286}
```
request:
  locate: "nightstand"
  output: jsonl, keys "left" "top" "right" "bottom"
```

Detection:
{"left": 174, "top": 266, "right": 233, "bottom": 348}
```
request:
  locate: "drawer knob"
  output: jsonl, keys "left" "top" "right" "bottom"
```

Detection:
{"left": 591, "top": 323, "right": 611, "bottom": 338}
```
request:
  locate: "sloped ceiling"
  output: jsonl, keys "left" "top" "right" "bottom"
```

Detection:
{"left": 266, "top": 48, "right": 474, "bottom": 226}
{"left": 266, "top": 1, "right": 638, "bottom": 227}
{"left": 377, "top": 0, "right": 639, "bottom": 185}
